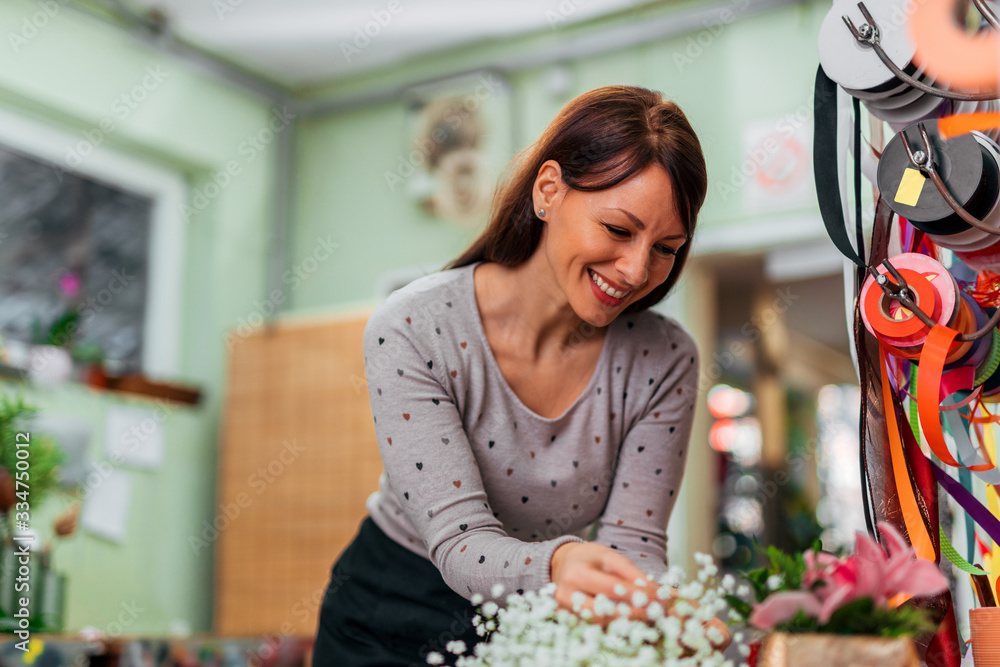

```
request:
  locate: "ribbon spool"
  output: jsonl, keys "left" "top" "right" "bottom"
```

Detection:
{"left": 924, "top": 132, "right": 1000, "bottom": 263}
{"left": 878, "top": 121, "right": 999, "bottom": 237}
{"left": 860, "top": 253, "right": 961, "bottom": 356}
{"left": 817, "top": 0, "right": 995, "bottom": 134}
{"left": 818, "top": 0, "right": 925, "bottom": 97}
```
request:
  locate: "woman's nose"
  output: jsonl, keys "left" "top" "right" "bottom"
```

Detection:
{"left": 616, "top": 244, "right": 650, "bottom": 291}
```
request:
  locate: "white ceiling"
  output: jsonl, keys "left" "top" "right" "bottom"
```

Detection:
{"left": 124, "top": 0, "right": 653, "bottom": 87}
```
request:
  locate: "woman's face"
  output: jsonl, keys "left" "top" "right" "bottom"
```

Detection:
{"left": 532, "top": 159, "right": 688, "bottom": 327}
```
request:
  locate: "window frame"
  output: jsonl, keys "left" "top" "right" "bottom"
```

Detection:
{"left": 0, "top": 104, "right": 186, "bottom": 378}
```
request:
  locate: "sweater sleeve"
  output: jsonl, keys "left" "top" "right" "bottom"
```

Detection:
{"left": 362, "top": 300, "right": 585, "bottom": 604}
{"left": 591, "top": 320, "right": 699, "bottom": 581}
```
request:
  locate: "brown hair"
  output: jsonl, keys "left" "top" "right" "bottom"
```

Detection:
{"left": 442, "top": 85, "right": 707, "bottom": 314}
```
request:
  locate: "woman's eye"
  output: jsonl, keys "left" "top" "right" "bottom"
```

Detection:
{"left": 604, "top": 224, "right": 677, "bottom": 256}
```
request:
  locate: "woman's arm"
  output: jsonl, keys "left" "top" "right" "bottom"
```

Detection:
{"left": 590, "top": 317, "right": 700, "bottom": 580}
{"left": 363, "top": 296, "right": 586, "bottom": 603}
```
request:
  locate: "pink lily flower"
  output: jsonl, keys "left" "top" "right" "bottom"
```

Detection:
{"left": 748, "top": 521, "right": 949, "bottom": 630}
{"left": 748, "top": 591, "right": 823, "bottom": 630}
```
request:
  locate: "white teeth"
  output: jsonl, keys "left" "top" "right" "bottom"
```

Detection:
{"left": 589, "top": 269, "right": 629, "bottom": 300}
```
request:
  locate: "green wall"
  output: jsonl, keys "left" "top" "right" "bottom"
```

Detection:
{"left": 0, "top": 0, "right": 831, "bottom": 634}
{"left": 0, "top": 0, "right": 277, "bottom": 633}
{"left": 288, "top": 0, "right": 831, "bottom": 313}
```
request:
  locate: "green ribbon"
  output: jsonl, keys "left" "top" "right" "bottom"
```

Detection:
{"left": 940, "top": 525, "right": 1000, "bottom": 576}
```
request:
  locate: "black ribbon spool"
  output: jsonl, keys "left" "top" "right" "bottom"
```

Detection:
{"left": 877, "top": 120, "right": 999, "bottom": 236}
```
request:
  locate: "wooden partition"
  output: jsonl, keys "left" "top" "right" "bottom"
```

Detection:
{"left": 213, "top": 308, "right": 382, "bottom": 636}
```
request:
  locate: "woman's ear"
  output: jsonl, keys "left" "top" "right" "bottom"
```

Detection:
{"left": 532, "top": 159, "right": 564, "bottom": 213}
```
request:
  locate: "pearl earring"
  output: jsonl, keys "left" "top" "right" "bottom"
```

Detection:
{"left": 538, "top": 209, "right": 546, "bottom": 217}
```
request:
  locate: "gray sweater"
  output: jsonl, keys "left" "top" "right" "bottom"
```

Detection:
{"left": 362, "top": 260, "right": 699, "bottom": 604}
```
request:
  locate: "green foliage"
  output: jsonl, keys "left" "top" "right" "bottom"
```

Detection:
{"left": 45, "top": 310, "right": 79, "bottom": 347}
{"left": 0, "top": 394, "right": 65, "bottom": 509}
{"left": 730, "top": 539, "right": 938, "bottom": 637}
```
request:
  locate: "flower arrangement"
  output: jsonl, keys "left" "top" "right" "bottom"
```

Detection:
{"left": 727, "top": 522, "right": 948, "bottom": 638}
{"left": 428, "top": 553, "right": 745, "bottom": 666}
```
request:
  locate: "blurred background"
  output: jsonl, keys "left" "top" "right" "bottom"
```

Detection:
{"left": 0, "top": 0, "right": 864, "bottom": 662}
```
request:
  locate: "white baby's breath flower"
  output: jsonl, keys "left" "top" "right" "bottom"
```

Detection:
{"left": 721, "top": 574, "right": 736, "bottom": 591}
{"left": 570, "top": 591, "right": 586, "bottom": 611}
{"left": 739, "top": 644, "right": 751, "bottom": 656}
{"left": 445, "top": 639, "right": 466, "bottom": 655}
{"left": 470, "top": 593, "right": 484, "bottom": 605}
{"left": 481, "top": 601, "right": 498, "bottom": 618}
{"left": 425, "top": 651, "right": 444, "bottom": 665}
{"left": 613, "top": 583, "right": 627, "bottom": 596}
{"left": 491, "top": 583, "right": 505, "bottom": 598}
{"left": 766, "top": 574, "right": 783, "bottom": 590}
{"left": 634, "top": 577, "right": 648, "bottom": 587}
{"left": 452, "top": 553, "right": 733, "bottom": 665}
{"left": 736, "top": 583, "right": 752, "bottom": 597}
{"left": 694, "top": 552, "right": 713, "bottom": 566}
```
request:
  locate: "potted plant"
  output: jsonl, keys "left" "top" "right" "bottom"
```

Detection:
{"left": 726, "top": 522, "right": 948, "bottom": 667}
{"left": 28, "top": 270, "right": 105, "bottom": 386}
{"left": 0, "top": 394, "right": 69, "bottom": 633}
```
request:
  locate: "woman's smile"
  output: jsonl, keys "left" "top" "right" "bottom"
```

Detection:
{"left": 587, "top": 268, "right": 631, "bottom": 306}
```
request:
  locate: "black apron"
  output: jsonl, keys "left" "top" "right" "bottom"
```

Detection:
{"left": 312, "top": 515, "right": 485, "bottom": 666}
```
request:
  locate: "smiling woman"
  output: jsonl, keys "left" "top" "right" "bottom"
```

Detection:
{"left": 312, "top": 85, "right": 715, "bottom": 666}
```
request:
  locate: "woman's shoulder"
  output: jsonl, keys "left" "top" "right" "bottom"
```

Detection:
{"left": 363, "top": 263, "right": 474, "bottom": 346}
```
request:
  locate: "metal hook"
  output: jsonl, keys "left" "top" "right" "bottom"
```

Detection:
{"left": 842, "top": 2, "right": 998, "bottom": 102}
{"left": 871, "top": 257, "right": 1000, "bottom": 341}
{"left": 973, "top": 0, "right": 1000, "bottom": 33}
{"left": 898, "top": 122, "right": 1000, "bottom": 237}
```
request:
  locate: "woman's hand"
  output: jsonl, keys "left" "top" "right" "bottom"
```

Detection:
{"left": 550, "top": 542, "right": 656, "bottom": 628}
{"left": 551, "top": 542, "right": 733, "bottom": 651}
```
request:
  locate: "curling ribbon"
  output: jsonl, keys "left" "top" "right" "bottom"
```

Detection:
{"left": 985, "top": 425, "right": 1000, "bottom": 597}
{"left": 880, "top": 343, "right": 936, "bottom": 561}
{"left": 938, "top": 112, "right": 1000, "bottom": 140}
{"left": 918, "top": 326, "right": 966, "bottom": 468}
{"left": 939, "top": 525, "right": 1000, "bottom": 575}
{"left": 917, "top": 326, "right": 996, "bottom": 472}
{"left": 928, "top": 458, "right": 1000, "bottom": 548}
{"left": 943, "top": 410, "right": 1000, "bottom": 485}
